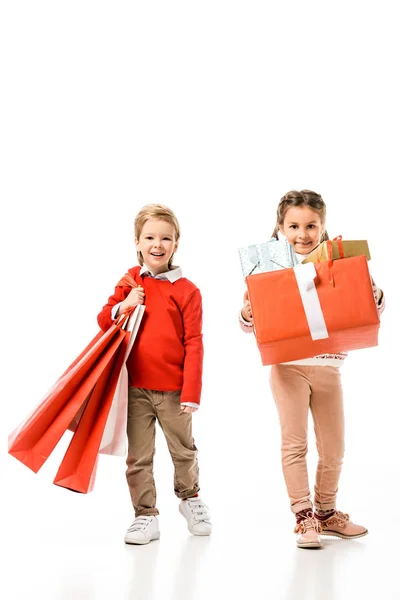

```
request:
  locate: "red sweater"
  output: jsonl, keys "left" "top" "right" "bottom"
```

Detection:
{"left": 97, "top": 266, "right": 203, "bottom": 406}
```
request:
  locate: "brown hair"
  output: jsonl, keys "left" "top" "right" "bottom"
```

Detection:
{"left": 271, "top": 189, "right": 329, "bottom": 241}
{"left": 134, "top": 203, "right": 181, "bottom": 267}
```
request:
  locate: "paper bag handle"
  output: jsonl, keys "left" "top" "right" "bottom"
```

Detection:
{"left": 316, "top": 235, "right": 344, "bottom": 287}
{"left": 332, "top": 235, "right": 345, "bottom": 258}
{"left": 116, "top": 273, "right": 146, "bottom": 323}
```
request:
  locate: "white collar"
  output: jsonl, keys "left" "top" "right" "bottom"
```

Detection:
{"left": 139, "top": 264, "right": 183, "bottom": 282}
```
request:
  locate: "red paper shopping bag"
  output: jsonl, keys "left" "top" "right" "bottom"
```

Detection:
{"left": 99, "top": 304, "right": 146, "bottom": 457}
{"left": 8, "top": 317, "right": 129, "bottom": 472}
{"left": 53, "top": 306, "right": 145, "bottom": 493}
{"left": 53, "top": 336, "right": 128, "bottom": 493}
{"left": 246, "top": 255, "right": 380, "bottom": 366}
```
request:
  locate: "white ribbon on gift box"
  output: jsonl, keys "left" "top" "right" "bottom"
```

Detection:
{"left": 293, "top": 263, "right": 329, "bottom": 340}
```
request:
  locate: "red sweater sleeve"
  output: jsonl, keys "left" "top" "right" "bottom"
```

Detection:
{"left": 180, "top": 288, "right": 204, "bottom": 406}
{"left": 97, "top": 285, "right": 132, "bottom": 332}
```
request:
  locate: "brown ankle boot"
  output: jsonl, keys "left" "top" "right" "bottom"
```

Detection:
{"left": 294, "top": 517, "right": 322, "bottom": 549}
{"left": 316, "top": 511, "right": 368, "bottom": 539}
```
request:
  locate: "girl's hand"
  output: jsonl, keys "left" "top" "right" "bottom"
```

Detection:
{"left": 120, "top": 286, "right": 145, "bottom": 313}
{"left": 241, "top": 300, "right": 253, "bottom": 322}
{"left": 181, "top": 406, "right": 198, "bottom": 414}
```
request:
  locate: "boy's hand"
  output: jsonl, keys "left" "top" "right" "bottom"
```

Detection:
{"left": 120, "top": 286, "right": 145, "bottom": 313}
{"left": 181, "top": 406, "right": 198, "bottom": 414}
{"left": 241, "top": 300, "right": 253, "bottom": 322}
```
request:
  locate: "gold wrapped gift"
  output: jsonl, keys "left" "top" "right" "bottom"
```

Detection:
{"left": 302, "top": 238, "right": 371, "bottom": 264}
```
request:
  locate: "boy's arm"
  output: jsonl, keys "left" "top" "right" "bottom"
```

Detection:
{"left": 180, "top": 288, "right": 203, "bottom": 408}
{"left": 97, "top": 285, "right": 132, "bottom": 332}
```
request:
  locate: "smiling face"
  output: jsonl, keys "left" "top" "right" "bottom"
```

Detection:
{"left": 280, "top": 205, "right": 324, "bottom": 255}
{"left": 135, "top": 218, "right": 178, "bottom": 275}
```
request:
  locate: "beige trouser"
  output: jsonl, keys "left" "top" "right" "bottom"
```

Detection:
{"left": 126, "top": 387, "right": 200, "bottom": 517}
{"left": 269, "top": 364, "right": 344, "bottom": 514}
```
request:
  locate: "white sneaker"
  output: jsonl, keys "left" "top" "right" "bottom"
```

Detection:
{"left": 124, "top": 516, "right": 160, "bottom": 545}
{"left": 179, "top": 497, "right": 212, "bottom": 536}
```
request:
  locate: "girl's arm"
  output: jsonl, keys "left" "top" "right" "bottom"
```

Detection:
{"left": 239, "top": 289, "right": 254, "bottom": 333}
{"left": 371, "top": 279, "right": 385, "bottom": 316}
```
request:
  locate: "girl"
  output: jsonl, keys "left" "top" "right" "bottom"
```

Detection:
{"left": 240, "top": 190, "right": 385, "bottom": 549}
{"left": 98, "top": 204, "right": 211, "bottom": 544}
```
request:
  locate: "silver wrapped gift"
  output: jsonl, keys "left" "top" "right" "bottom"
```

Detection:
{"left": 239, "top": 237, "right": 298, "bottom": 279}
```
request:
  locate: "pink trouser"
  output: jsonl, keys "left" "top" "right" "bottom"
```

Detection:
{"left": 269, "top": 364, "right": 344, "bottom": 514}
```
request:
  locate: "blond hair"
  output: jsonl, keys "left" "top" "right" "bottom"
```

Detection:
{"left": 134, "top": 204, "right": 181, "bottom": 267}
{"left": 271, "top": 189, "right": 329, "bottom": 241}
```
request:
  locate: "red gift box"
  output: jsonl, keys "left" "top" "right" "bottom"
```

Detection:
{"left": 246, "top": 255, "right": 380, "bottom": 366}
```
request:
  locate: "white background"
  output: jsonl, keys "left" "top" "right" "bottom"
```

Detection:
{"left": 1, "top": 1, "right": 399, "bottom": 599}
